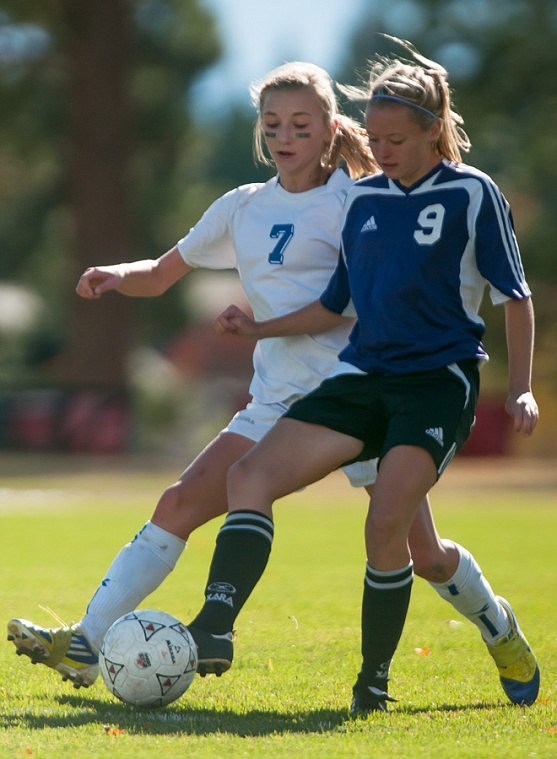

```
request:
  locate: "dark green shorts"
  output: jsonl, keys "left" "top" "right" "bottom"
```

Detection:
{"left": 283, "top": 360, "right": 479, "bottom": 476}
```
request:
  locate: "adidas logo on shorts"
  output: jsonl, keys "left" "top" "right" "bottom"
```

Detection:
{"left": 425, "top": 427, "right": 444, "bottom": 446}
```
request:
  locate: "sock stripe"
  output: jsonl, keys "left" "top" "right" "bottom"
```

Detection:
{"left": 225, "top": 511, "right": 274, "bottom": 528}
{"left": 220, "top": 511, "right": 274, "bottom": 543}
{"left": 365, "top": 562, "right": 413, "bottom": 590}
{"left": 220, "top": 524, "right": 274, "bottom": 542}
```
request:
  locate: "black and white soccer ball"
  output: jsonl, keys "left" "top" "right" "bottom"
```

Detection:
{"left": 99, "top": 609, "right": 197, "bottom": 707}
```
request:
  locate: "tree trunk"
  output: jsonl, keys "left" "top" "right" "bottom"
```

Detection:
{"left": 53, "top": 0, "right": 135, "bottom": 387}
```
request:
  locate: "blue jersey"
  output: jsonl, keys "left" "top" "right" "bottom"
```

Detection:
{"left": 320, "top": 159, "right": 531, "bottom": 375}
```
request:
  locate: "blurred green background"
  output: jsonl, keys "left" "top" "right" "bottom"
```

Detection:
{"left": 1, "top": 0, "right": 555, "bottom": 460}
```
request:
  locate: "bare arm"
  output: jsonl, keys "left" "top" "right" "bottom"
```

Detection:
{"left": 75, "top": 246, "right": 192, "bottom": 299}
{"left": 504, "top": 296, "right": 538, "bottom": 435}
{"left": 216, "top": 300, "right": 352, "bottom": 339}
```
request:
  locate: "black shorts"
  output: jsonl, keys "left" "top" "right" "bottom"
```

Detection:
{"left": 283, "top": 360, "right": 479, "bottom": 477}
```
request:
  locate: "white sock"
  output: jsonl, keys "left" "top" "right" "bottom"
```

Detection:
{"left": 429, "top": 543, "right": 509, "bottom": 643}
{"left": 80, "top": 521, "right": 186, "bottom": 652}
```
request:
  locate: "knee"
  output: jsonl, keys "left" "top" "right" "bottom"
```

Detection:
{"left": 227, "top": 456, "right": 256, "bottom": 496}
{"left": 367, "top": 507, "right": 403, "bottom": 546}
{"left": 227, "top": 454, "right": 274, "bottom": 506}
{"left": 152, "top": 481, "right": 192, "bottom": 535}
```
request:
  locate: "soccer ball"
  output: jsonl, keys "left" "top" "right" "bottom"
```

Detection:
{"left": 99, "top": 610, "right": 197, "bottom": 707}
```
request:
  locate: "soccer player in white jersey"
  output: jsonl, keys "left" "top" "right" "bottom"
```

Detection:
{"left": 8, "top": 59, "right": 538, "bottom": 710}
{"left": 185, "top": 40, "right": 540, "bottom": 716}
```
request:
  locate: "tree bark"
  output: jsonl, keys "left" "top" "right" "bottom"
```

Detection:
{"left": 53, "top": 0, "right": 135, "bottom": 387}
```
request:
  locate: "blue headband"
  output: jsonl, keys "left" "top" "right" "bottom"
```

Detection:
{"left": 370, "top": 93, "right": 439, "bottom": 120}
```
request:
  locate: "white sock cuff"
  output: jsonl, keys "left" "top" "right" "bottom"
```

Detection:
{"left": 432, "top": 542, "right": 475, "bottom": 590}
{"left": 139, "top": 521, "right": 186, "bottom": 570}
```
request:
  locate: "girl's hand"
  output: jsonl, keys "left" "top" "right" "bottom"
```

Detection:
{"left": 505, "top": 391, "right": 539, "bottom": 436}
{"left": 215, "top": 304, "right": 258, "bottom": 339}
{"left": 76, "top": 266, "right": 123, "bottom": 299}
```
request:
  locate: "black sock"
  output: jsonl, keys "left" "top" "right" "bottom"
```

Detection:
{"left": 189, "top": 510, "right": 274, "bottom": 634}
{"left": 356, "top": 562, "right": 413, "bottom": 691}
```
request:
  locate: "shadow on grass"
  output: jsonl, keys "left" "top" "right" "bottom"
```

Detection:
{"left": 398, "top": 701, "right": 508, "bottom": 716}
{"left": 0, "top": 694, "right": 507, "bottom": 736}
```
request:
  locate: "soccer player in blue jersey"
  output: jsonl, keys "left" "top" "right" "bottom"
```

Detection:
{"left": 188, "top": 38, "right": 540, "bottom": 716}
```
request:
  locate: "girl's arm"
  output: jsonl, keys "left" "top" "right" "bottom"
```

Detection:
{"left": 76, "top": 246, "right": 191, "bottom": 299}
{"left": 216, "top": 300, "right": 352, "bottom": 339}
{"left": 504, "top": 296, "right": 538, "bottom": 436}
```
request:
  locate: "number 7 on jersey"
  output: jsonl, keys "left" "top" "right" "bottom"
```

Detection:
{"left": 268, "top": 223, "right": 294, "bottom": 264}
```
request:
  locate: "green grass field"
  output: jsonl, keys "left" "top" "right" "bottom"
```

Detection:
{"left": 0, "top": 454, "right": 555, "bottom": 758}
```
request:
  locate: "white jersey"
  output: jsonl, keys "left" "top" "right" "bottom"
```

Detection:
{"left": 177, "top": 168, "right": 354, "bottom": 406}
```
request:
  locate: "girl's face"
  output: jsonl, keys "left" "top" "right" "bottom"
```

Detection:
{"left": 365, "top": 103, "right": 441, "bottom": 187}
{"left": 261, "top": 87, "right": 334, "bottom": 191}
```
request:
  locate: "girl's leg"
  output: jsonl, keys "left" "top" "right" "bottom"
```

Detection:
{"left": 81, "top": 431, "right": 256, "bottom": 649}
{"left": 188, "top": 418, "right": 362, "bottom": 672}
{"left": 352, "top": 445, "right": 436, "bottom": 715}
{"left": 409, "top": 500, "right": 509, "bottom": 637}
{"left": 384, "top": 484, "right": 539, "bottom": 707}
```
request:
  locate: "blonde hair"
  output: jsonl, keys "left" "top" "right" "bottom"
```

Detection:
{"left": 341, "top": 36, "right": 471, "bottom": 163}
{"left": 250, "top": 61, "right": 378, "bottom": 179}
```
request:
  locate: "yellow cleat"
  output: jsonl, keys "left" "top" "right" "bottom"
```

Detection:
{"left": 7, "top": 618, "right": 98, "bottom": 688}
{"left": 486, "top": 598, "right": 540, "bottom": 706}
